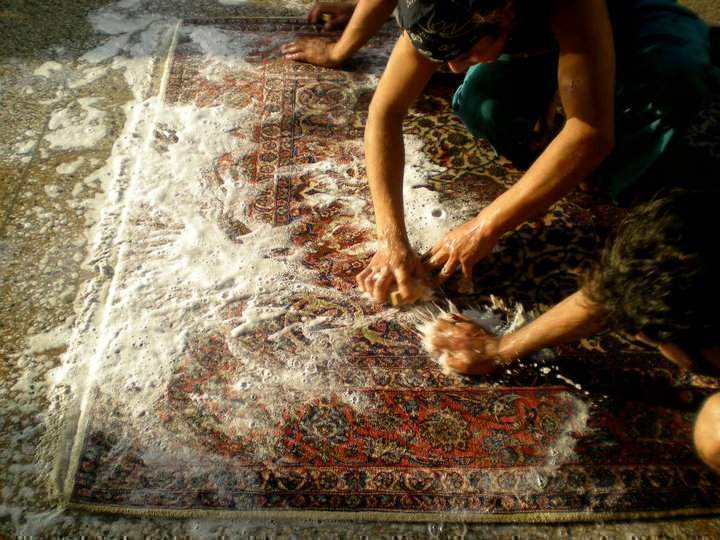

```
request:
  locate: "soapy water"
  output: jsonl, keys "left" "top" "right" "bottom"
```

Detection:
{"left": 25, "top": 11, "right": 596, "bottom": 522}
{"left": 415, "top": 298, "right": 591, "bottom": 392}
{"left": 415, "top": 297, "right": 527, "bottom": 375}
{"left": 415, "top": 300, "right": 591, "bottom": 471}
{"left": 41, "top": 19, "right": 476, "bottom": 483}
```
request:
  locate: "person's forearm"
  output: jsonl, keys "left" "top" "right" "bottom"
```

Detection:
{"left": 362, "top": 32, "right": 439, "bottom": 245}
{"left": 332, "top": 0, "right": 397, "bottom": 62}
{"left": 481, "top": 121, "right": 614, "bottom": 238}
{"left": 498, "top": 289, "right": 607, "bottom": 361}
{"left": 364, "top": 110, "right": 407, "bottom": 243}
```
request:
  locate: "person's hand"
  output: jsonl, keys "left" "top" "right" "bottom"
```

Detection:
{"left": 281, "top": 37, "right": 342, "bottom": 68}
{"left": 307, "top": 1, "right": 356, "bottom": 30}
{"left": 356, "top": 239, "right": 426, "bottom": 304}
{"left": 428, "top": 313, "right": 508, "bottom": 375}
{"left": 427, "top": 215, "right": 499, "bottom": 284}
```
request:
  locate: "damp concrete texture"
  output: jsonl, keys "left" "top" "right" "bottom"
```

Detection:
{"left": 0, "top": 1, "right": 719, "bottom": 537}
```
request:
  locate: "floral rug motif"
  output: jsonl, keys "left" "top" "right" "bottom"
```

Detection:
{"left": 66, "top": 18, "right": 720, "bottom": 521}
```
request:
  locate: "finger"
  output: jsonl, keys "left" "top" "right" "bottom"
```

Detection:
{"left": 307, "top": 6, "right": 323, "bottom": 24}
{"left": 281, "top": 44, "right": 301, "bottom": 54}
{"left": 284, "top": 52, "right": 308, "bottom": 63}
{"left": 460, "top": 259, "right": 473, "bottom": 281}
{"left": 373, "top": 270, "right": 394, "bottom": 304}
{"left": 393, "top": 267, "right": 413, "bottom": 300}
{"left": 427, "top": 243, "right": 444, "bottom": 262}
{"left": 324, "top": 16, "right": 345, "bottom": 31}
{"left": 356, "top": 266, "right": 372, "bottom": 291}
{"left": 436, "top": 255, "right": 458, "bottom": 284}
{"left": 426, "top": 249, "right": 447, "bottom": 270}
{"left": 362, "top": 269, "right": 379, "bottom": 295}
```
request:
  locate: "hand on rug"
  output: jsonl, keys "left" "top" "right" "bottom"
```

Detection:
{"left": 356, "top": 240, "right": 428, "bottom": 304}
{"left": 427, "top": 313, "right": 509, "bottom": 376}
{"left": 282, "top": 37, "right": 343, "bottom": 68}
{"left": 427, "top": 214, "right": 499, "bottom": 284}
{"left": 307, "top": 1, "right": 357, "bottom": 30}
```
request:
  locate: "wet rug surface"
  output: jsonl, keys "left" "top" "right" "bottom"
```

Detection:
{"left": 63, "top": 18, "right": 720, "bottom": 521}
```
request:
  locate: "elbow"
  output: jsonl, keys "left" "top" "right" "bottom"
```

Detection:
{"left": 367, "top": 100, "right": 406, "bottom": 127}
{"left": 583, "top": 126, "right": 615, "bottom": 161}
{"left": 365, "top": 99, "right": 406, "bottom": 141}
{"left": 565, "top": 118, "right": 615, "bottom": 161}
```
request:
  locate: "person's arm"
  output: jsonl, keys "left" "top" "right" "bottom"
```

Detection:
{"left": 355, "top": 32, "right": 440, "bottom": 302}
{"left": 429, "top": 289, "right": 606, "bottom": 375}
{"left": 282, "top": 0, "right": 397, "bottom": 67}
{"left": 498, "top": 289, "right": 606, "bottom": 361}
{"left": 308, "top": 1, "right": 359, "bottom": 31}
{"left": 428, "top": 0, "right": 616, "bottom": 279}
{"left": 482, "top": 0, "right": 616, "bottom": 235}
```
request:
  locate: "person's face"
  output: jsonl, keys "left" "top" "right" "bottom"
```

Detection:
{"left": 446, "top": 32, "right": 508, "bottom": 73}
{"left": 445, "top": 8, "right": 513, "bottom": 73}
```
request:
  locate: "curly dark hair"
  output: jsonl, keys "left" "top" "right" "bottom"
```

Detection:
{"left": 584, "top": 189, "right": 720, "bottom": 347}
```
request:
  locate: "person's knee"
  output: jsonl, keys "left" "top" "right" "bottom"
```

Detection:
{"left": 694, "top": 392, "right": 720, "bottom": 473}
{"left": 452, "top": 78, "right": 497, "bottom": 141}
{"left": 452, "top": 89, "right": 530, "bottom": 163}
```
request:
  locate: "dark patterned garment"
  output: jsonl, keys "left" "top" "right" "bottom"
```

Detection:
{"left": 397, "top": 0, "right": 556, "bottom": 62}
{"left": 442, "top": 0, "right": 716, "bottom": 205}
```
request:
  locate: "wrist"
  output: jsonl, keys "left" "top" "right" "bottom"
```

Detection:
{"left": 328, "top": 42, "right": 344, "bottom": 65}
{"left": 472, "top": 210, "right": 504, "bottom": 243}
{"left": 377, "top": 229, "right": 409, "bottom": 249}
{"left": 496, "top": 333, "right": 521, "bottom": 364}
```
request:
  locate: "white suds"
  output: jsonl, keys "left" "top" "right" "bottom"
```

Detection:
{"left": 403, "top": 136, "right": 471, "bottom": 255}
{"left": 26, "top": 320, "right": 73, "bottom": 355}
{"left": 45, "top": 98, "right": 108, "bottom": 150}
{"left": 56, "top": 157, "right": 85, "bottom": 175}
{"left": 416, "top": 298, "right": 533, "bottom": 375}
{"left": 33, "top": 61, "right": 63, "bottom": 78}
{"left": 14, "top": 140, "right": 36, "bottom": 155}
{"left": 42, "top": 20, "right": 404, "bottom": 485}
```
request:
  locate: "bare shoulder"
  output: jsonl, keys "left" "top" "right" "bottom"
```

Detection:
{"left": 549, "top": 0, "right": 612, "bottom": 48}
{"left": 369, "top": 32, "right": 439, "bottom": 116}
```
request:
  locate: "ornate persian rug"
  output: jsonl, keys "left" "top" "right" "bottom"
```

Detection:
{"left": 57, "top": 18, "right": 720, "bottom": 522}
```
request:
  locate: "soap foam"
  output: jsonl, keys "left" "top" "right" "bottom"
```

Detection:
{"left": 403, "top": 135, "right": 471, "bottom": 255}
{"left": 33, "top": 12, "right": 548, "bottom": 524}
{"left": 45, "top": 98, "right": 108, "bottom": 150}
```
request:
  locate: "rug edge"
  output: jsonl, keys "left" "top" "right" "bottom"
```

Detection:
{"left": 67, "top": 502, "right": 720, "bottom": 524}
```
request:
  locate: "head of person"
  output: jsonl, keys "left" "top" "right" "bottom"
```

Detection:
{"left": 584, "top": 189, "right": 720, "bottom": 375}
{"left": 398, "top": 0, "right": 515, "bottom": 73}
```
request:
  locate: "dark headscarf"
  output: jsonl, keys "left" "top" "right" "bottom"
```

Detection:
{"left": 397, "top": 0, "right": 511, "bottom": 62}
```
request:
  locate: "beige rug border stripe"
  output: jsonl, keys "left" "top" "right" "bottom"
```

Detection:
{"left": 67, "top": 502, "right": 720, "bottom": 523}
{"left": 52, "top": 19, "right": 182, "bottom": 505}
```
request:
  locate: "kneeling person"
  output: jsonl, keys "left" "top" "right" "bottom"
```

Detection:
{"left": 428, "top": 189, "right": 720, "bottom": 472}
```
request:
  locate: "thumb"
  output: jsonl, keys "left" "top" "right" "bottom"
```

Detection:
{"left": 324, "top": 18, "right": 342, "bottom": 30}
{"left": 461, "top": 260, "right": 473, "bottom": 281}
{"left": 285, "top": 52, "right": 307, "bottom": 63}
